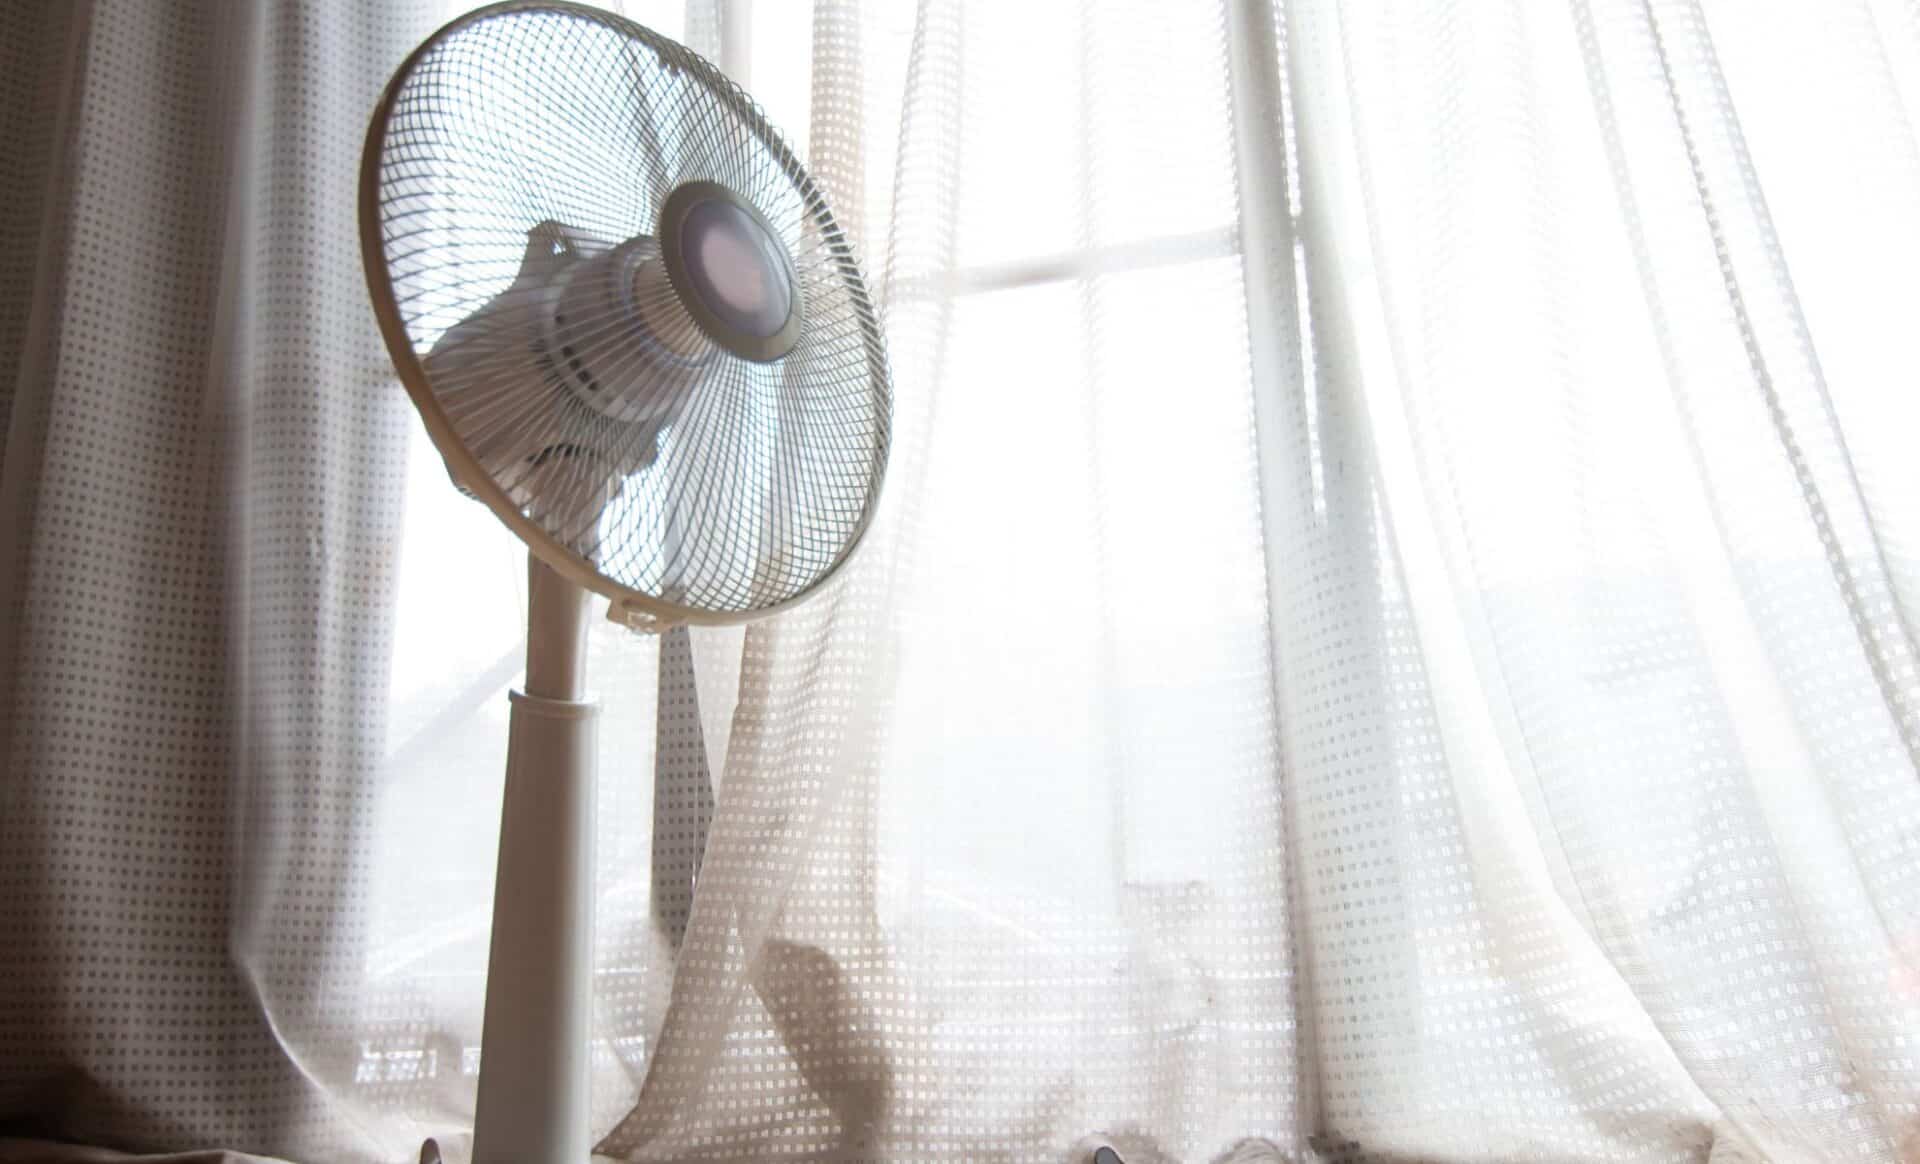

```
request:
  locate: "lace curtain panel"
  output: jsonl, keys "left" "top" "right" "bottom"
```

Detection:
{"left": 3, "top": 1, "right": 1919, "bottom": 1161}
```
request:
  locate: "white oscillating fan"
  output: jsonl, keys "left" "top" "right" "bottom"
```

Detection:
{"left": 358, "top": 4, "right": 890, "bottom": 1160}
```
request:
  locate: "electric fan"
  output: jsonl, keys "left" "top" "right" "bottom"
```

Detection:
{"left": 358, "top": 4, "right": 890, "bottom": 1161}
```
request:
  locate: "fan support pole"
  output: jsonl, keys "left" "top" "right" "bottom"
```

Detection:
{"left": 473, "top": 552, "right": 597, "bottom": 1164}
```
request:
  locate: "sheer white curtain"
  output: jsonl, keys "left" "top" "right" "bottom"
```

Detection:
{"left": 4, "top": 1, "right": 1920, "bottom": 1162}
{"left": 0, "top": 1, "right": 455, "bottom": 1158}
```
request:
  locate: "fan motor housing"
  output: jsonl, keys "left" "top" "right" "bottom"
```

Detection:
{"left": 548, "top": 233, "right": 714, "bottom": 423}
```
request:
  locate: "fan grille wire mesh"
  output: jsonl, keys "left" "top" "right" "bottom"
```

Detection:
{"left": 366, "top": 1, "right": 889, "bottom": 618}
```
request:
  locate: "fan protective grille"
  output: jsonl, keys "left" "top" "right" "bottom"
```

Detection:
{"left": 365, "top": 1, "right": 890, "bottom": 619}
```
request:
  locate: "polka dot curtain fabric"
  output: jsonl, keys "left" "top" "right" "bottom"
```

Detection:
{"left": 4, "top": 1, "right": 1920, "bottom": 1162}
{"left": 0, "top": 1, "right": 443, "bottom": 1158}
{"left": 599, "top": 2, "right": 1920, "bottom": 1159}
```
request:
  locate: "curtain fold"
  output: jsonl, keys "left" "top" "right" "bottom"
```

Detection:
{"left": 0, "top": 1, "right": 439, "bottom": 1157}
{"left": 600, "top": 1, "right": 1920, "bottom": 1159}
{"left": 4, "top": 1, "right": 1920, "bottom": 1162}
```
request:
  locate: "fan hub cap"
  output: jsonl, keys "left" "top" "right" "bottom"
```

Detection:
{"left": 659, "top": 180, "right": 802, "bottom": 363}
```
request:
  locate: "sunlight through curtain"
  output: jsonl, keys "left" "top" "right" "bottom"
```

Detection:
{"left": 2, "top": 1, "right": 1918, "bottom": 1161}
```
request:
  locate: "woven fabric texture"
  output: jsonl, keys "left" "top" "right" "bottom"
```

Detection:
{"left": 3, "top": 1, "right": 1919, "bottom": 1162}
